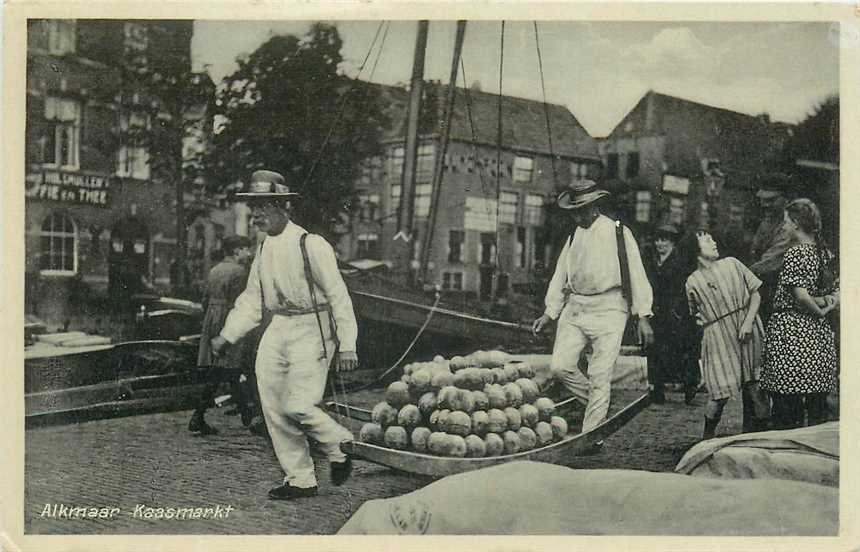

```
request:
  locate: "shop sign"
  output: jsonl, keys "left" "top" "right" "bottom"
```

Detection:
{"left": 662, "top": 174, "right": 690, "bottom": 196}
{"left": 25, "top": 169, "right": 110, "bottom": 207}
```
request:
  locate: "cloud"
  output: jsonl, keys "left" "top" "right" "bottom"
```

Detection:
{"left": 623, "top": 27, "right": 718, "bottom": 78}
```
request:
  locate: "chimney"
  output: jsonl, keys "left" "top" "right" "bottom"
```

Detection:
{"left": 644, "top": 90, "right": 656, "bottom": 132}
{"left": 471, "top": 80, "right": 482, "bottom": 92}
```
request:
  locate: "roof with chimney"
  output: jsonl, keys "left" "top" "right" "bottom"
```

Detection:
{"left": 367, "top": 81, "right": 600, "bottom": 161}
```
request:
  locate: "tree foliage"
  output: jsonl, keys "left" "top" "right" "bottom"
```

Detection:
{"left": 115, "top": 21, "right": 215, "bottom": 294}
{"left": 782, "top": 94, "right": 839, "bottom": 165}
{"left": 207, "top": 23, "right": 389, "bottom": 237}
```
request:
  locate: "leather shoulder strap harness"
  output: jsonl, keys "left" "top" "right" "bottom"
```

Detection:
{"left": 615, "top": 220, "right": 633, "bottom": 311}
{"left": 300, "top": 233, "right": 340, "bottom": 360}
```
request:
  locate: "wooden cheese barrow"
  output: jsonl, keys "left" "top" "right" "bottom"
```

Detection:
{"left": 325, "top": 391, "right": 651, "bottom": 478}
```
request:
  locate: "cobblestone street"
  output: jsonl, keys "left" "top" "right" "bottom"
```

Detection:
{"left": 25, "top": 389, "right": 742, "bottom": 535}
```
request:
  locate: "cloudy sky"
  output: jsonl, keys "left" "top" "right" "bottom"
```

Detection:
{"left": 192, "top": 21, "right": 838, "bottom": 137}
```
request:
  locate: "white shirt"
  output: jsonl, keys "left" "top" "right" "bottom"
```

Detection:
{"left": 221, "top": 221, "right": 359, "bottom": 352}
{"left": 544, "top": 215, "right": 653, "bottom": 320}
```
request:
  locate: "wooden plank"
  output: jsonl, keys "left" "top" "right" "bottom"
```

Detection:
{"left": 339, "top": 392, "right": 650, "bottom": 478}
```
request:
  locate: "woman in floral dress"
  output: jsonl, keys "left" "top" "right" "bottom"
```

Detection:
{"left": 762, "top": 198, "right": 839, "bottom": 429}
{"left": 686, "top": 232, "right": 770, "bottom": 439}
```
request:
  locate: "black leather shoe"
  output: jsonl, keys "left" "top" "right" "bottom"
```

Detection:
{"left": 268, "top": 484, "right": 318, "bottom": 500}
{"left": 330, "top": 455, "right": 353, "bottom": 486}
{"left": 240, "top": 408, "right": 253, "bottom": 428}
{"left": 684, "top": 386, "right": 697, "bottom": 405}
{"left": 248, "top": 418, "right": 268, "bottom": 437}
{"left": 649, "top": 388, "right": 666, "bottom": 405}
{"left": 188, "top": 417, "right": 219, "bottom": 435}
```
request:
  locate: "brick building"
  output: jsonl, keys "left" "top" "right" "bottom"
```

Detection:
{"left": 340, "top": 82, "right": 601, "bottom": 302}
{"left": 24, "top": 20, "right": 214, "bottom": 329}
{"left": 599, "top": 90, "right": 793, "bottom": 258}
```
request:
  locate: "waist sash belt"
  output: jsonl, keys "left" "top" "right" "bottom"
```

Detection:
{"left": 703, "top": 303, "right": 749, "bottom": 328}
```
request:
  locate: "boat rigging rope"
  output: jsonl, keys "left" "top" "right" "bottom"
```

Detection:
{"left": 301, "top": 20, "right": 387, "bottom": 190}
{"left": 533, "top": 21, "right": 558, "bottom": 189}
{"left": 324, "top": 289, "right": 442, "bottom": 398}
{"left": 494, "top": 21, "right": 506, "bottom": 272}
{"left": 460, "top": 58, "right": 496, "bottom": 245}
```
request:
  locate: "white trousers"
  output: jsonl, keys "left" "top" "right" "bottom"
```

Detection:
{"left": 255, "top": 313, "right": 352, "bottom": 488}
{"left": 550, "top": 302, "right": 628, "bottom": 433}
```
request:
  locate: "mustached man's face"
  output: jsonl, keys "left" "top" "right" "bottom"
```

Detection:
{"left": 569, "top": 205, "right": 599, "bottom": 229}
{"left": 250, "top": 201, "right": 290, "bottom": 236}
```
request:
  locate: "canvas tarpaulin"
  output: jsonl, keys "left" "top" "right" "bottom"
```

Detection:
{"left": 675, "top": 421, "right": 838, "bottom": 487}
{"left": 338, "top": 461, "right": 836, "bottom": 535}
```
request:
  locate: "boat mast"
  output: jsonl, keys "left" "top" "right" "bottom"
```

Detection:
{"left": 420, "top": 21, "right": 468, "bottom": 281}
{"left": 394, "top": 20, "right": 429, "bottom": 277}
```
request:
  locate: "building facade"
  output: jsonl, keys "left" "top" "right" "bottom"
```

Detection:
{"left": 599, "top": 90, "right": 793, "bottom": 259}
{"left": 24, "top": 19, "right": 214, "bottom": 328}
{"left": 340, "top": 83, "right": 601, "bottom": 303}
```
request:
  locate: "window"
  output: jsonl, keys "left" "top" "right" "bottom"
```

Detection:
{"left": 357, "top": 193, "right": 380, "bottom": 222}
{"left": 42, "top": 97, "right": 80, "bottom": 168}
{"left": 442, "top": 272, "right": 464, "bottom": 291}
{"left": 120, "top": 111, "right": 151, "bottom": 132}
{"left": 479, "top": 233, "right": 496, "bottom": 265}
{"left": 47, "top": 20, "right": 76, "bottom": 55}
{"left": 389, "top": 146, "right": 404, "bottom": 182}
{"left": 625, "top": 152, "right": 640, "bottom": 178}
{"left": 499, "top": 191, "right": 518, "bottom": 225}
{"left": 635, "top": 191, "right": 652, "bottom": 223}
{"left": 513, "top": 156, "right": 534, "bottom": 183}
{"left": 117, "top": 111, "right": 151, "bottom": 179}
{"left": 415, "top": 183, "right": 432, "bottom": 218}
{"left": 606, "top": 153, "right": 619, "bottom": 179}
{"left": 357, "top": 233, "right": 379, "bottom": 259}
{"left": 390, "top": 183, "right": 402, "bottom": 216}
{"left": 39, "top": 213, "right": 77, "bottom": 275}
{"left": 359, "top": 161, "right": 373, "bottom": 187}
{"left": 417, "top": 143, "right": 435, "bottom": 183}
{"left": 524, "top": 194, "right": 544, "bottom": 226}
{"left": 117, "top": 146, "right": 150, "bottom": 180}
{"left": 448, "top": 230, "right": 464, "bottom": 263}
{"left": 669, "top": 197, "right": 687, "bottom": 225}
{"left": 516, "top": 227, "right": 526, "bottom": 268}
{"left": 570, "top": 161, "right": 589, "bottom": 180}
{"left": 700, "top": 201, "right": 710, "bottom": 227}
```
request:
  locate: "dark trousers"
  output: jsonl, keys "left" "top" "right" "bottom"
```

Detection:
{"left": 192, "top": 377, "right": 252, "bottom": 420}
{"left": 770, "top": 392, "right": 829, "bottom": 430}
{"left": 647, "top": 318, "right": 701, "bottom": 391}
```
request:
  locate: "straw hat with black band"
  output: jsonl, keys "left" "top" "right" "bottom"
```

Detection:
{"left": 557, "top": 179, "right": 611, "bottom": 210}
{"left": 234, "top": 170, "right": 301, "bottom": 201}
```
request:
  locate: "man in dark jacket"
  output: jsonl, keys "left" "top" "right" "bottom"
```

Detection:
{"left": 748, "top": 174, "right": 797, "bottom": 323}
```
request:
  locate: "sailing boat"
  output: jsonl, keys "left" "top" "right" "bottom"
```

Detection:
{"left": 340, "top": 21, "right": 599, "bottom": 363}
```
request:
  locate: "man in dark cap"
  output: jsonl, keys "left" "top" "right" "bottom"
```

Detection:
{"left": 211, "top": 170, "right": 358, "bottom": 500}
{"left": 748, "top": 174, "right": 797, "bottom": 322}
{"left": 533, "top": 180, "right": 654, "bottom": 448}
